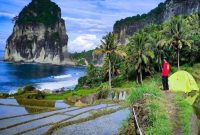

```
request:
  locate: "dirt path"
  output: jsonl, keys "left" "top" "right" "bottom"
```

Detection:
{"left": 164, "top": 92, "right": 182, "bottom": 135}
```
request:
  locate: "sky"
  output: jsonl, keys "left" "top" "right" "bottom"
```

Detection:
{"left": 0, "top": 0, "right": 164, "bottom": 53}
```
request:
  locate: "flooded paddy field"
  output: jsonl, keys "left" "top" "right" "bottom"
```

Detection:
{"left": 0, "top": 98, "right": 129, "bottom": 135}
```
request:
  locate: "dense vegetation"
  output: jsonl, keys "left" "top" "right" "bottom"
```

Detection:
{"left": 79, "top": 13, "right": 200, "bottom": 88}
{"left": 114, "top": 2, "right": 166, "bottom": 29}
{"left": 70, "top": 50, "right": 93, "bottom": 65}
{"left": 15, "top": 0, "right": 61, "bottom": 26}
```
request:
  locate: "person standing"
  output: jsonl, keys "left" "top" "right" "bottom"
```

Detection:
{"left": 162, "top": 57, "right": 170, "bottom": 91}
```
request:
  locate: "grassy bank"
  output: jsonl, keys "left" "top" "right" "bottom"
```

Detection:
{"left": 44, "top": 88, "right": 98, "bottom": 100}
{"left": 174, "top": 95, "right": 193, "bottom": 135}
{"left": 127, "top": 81, "right": 173, "bottom": 135}
{"left": 122, "top": 64, "right": 199, "bottom": 135}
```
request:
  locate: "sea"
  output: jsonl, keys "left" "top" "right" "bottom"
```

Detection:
{"left": 0, "top": 50, "right": 86, "bottom": 94}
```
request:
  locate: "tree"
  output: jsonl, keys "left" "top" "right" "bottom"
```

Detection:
{"left": 93, "top": 32, "right": 126, "bottom": 88}
{"left": 149, "top": 33, "right": 164, "bottom": 71}
{"left": 128, "top": 30, "right": 155, "bottom": 84}
{"left": 162, "top": 16, "right": 192, "bottom": 70}
{"left": 186, "top": 13, "right": 200, "bottom": 36}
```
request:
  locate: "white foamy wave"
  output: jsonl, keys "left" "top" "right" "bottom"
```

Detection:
{"left": 53, "top": 74, "right": 72, "bottom": 79}
{"left": 9, "top": 90, "right": 17, "bottom": 95}
{"left": 36, "top": 79, "right": 78, "bottom": 90}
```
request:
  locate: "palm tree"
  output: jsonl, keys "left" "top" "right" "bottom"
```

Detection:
{"left": 163, "top": 16, "right": 192, "bottom": 70}
{"left": 93, "top": 32, "right": 126, "bottom": 88}
{"left": 148, "top": 31, "right": 166, "bottom": 71}
{"left": 128, "top": 30, "right": 154, "bottom": 84}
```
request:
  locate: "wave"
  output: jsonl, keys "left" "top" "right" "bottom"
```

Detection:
{"left": 53, "top": 74, "right": 72, "bottom": 79}
{"left": 36, "top": 79, "right": 78, "bottom": 90}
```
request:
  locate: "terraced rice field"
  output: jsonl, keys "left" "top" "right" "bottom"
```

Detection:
{"left": 0, "top": 99, "right": 130, "bottom": 135}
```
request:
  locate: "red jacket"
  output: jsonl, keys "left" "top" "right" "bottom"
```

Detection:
{"left": 162, "top": 61, "right": 170, "bottom": 76}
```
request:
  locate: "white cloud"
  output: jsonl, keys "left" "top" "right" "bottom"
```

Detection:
{"left": 0, "top": 12, "right": 15, "bottom": 18}
{"left": 63, "top": 16, "right": 112, "bottom": 30}
{"left": 0, "top": 0, "right": 165, "bottom": 52}
{"left": 69, "top": 34, "right": 100, "bottom": 53}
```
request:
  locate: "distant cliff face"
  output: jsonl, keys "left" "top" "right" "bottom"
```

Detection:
{"left": 70, "top": 50, "right": 104, "bottom": 67}
{"left": 114, "top": 0, "right": 200, "bottom": 44}
{"left": 4, "top": 0, "right": 73, "bottom": 65}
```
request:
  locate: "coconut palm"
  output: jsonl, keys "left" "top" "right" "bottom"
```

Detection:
{"left": 163, "top": 16, "right": 192, "bottom": 70}
{"left": 93, "top": 32, "right": 126, "bottom": 88}
{"left": 148, "top": 31, "right": 166, "bottom": 71}
{"left": 128, "top": 30, "right": 154, "bottom": 84}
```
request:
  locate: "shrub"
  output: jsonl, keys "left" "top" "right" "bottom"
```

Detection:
{"left": 16, "top": 88, "right": 25, "bottom": 95}
{"left": 97, "top": 89, "right": 109, "bottom": 99}
{"left": 23, "top": 85, "right": 36, "bottom": 92}
{"left": 27, "top": 92, "right": 45, "bottom": 99}
{"left": 16, "top": 98, "right": 55, "bottom": 107}
{"left": 127, "top": 82, "right": 161, "bottom": 103}
{"left": 0, "top": 93, "right": 9, "bottom": 98}
{"left": 112, "top": 75, "right": 124, "bottom": 87}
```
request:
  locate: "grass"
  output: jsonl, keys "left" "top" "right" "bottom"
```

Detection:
{"left": 144, "top": 98, "right": 172, "bottom": 135}
{"left": 45, "top": 88, "right": 98, "bottom": 100}
{"left": 127, "top": 80, "right": 162, "bottom": 103}
{"left": 16, "top": 98, "right": 55, "bottom": 107}
{"left": 117, "top": 81, "right": 136, "bottom": 89}
{"left": 174, "top": 95, "right": 193, "bottom": 135}
{"left": 127, "top": 81, "right": 173, "bottom": 135}
{"left": 24, "top": 106, "right": 55, "bottom": 114}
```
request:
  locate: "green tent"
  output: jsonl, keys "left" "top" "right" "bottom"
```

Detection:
{"left": 169, "top": 70, "right": 199, "bottom": 93}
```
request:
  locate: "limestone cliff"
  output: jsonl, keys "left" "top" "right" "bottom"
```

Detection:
{"left": 70, "top": 50, "right": 104, "bottom": 67}
{"left": 114, "top": 0, "right": 200, "bottom": 44}
{"left": 4, "top": 0, "right": 73, "bottom": 65}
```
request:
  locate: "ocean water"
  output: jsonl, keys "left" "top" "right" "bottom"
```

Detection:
{"left": 0, "top": 50, "right": 86, "bottom": 93}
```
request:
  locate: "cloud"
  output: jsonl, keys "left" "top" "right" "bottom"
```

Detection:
{"left": 63, "top": 16, "right": 112, "bottom": 30}
{"left": 69, "top": 34, "right": 99, "bottom": 53}
{"left": 0, "top": 0, "right": 165, "bottom": 52}
{"left": 0, "top": 12, "right": 15, "bottom": 18}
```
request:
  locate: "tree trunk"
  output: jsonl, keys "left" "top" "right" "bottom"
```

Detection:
{"left": 140, "top": 69, "right": 143, "bottom": 85}
{"left": 109, "top": 59, "right": 112, "bottom": 88}
{"left": 136, "top": 73, "right": 139, "bottom": 84}
{"left": 178, "top": 48, "right": 180, "bottom": 70}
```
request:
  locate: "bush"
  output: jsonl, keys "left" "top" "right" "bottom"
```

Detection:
{"left": 16, "top": 88, "right": 25, "bottom": 95}
{"left": 27, "top": 92, "right": 45, "bottom": 99}
{"left": 97, "top": 89, "right": 109, "bottom": 99}
{"left": 112, "top": 75, "right": 124, "bottom": 87}
{"left": 127, "top": 82, "right": 162, "bottom": 103}
{"left": 16, "top": 98, "right": 55, "bottom": 107}
{"left": 0, "top": 93, "right": 9, "bottom": 98}
{"left": 23, "top": 85, "right": 36, "bottom": 92}
{"left": 16, "top": 0, "right": 61, "bottom": 26}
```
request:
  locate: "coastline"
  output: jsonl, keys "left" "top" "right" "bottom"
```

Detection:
{"left": 0, "top": 60, "right": 86, "bottom": 94}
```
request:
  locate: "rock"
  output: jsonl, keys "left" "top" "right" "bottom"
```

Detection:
{"left": 113, "top": 92, "right": 119, "bottom": 100}
{"left": 119, "top": 92, "right": 123, "bottom": 100}
{"left": 122, "top": 91, "right": 127, "bottom": 100}
{"left": 113, "top": 0, "right": 200, "bottom": 44}
{"left": 75, "top": 100, "right": 88, "bottom": 107}
{"left": 80, "top": 94, "right": 97, "bottom": 104}
{"left": 4, "top": 0, "right": 73, "bottom": 65}
{"left": 107, "top": 91, "right": 113, "bottom": 100}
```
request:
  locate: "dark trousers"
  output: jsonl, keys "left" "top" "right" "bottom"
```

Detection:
{"left": 162, "top": 76, "right": 169, "bottom": 90}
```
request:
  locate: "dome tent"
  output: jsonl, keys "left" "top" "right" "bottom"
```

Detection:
{"left": 169, "top": 71, "right": 199, "bottom": 93}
